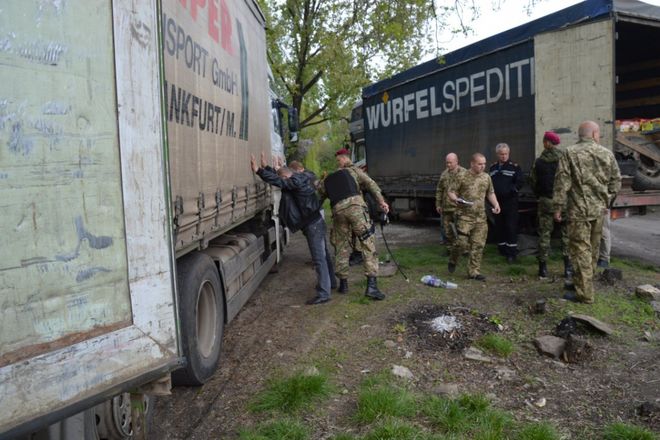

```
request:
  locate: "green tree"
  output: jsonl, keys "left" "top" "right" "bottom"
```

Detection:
{"left": 259, "top": 0, "right": 544, "bottom": 160}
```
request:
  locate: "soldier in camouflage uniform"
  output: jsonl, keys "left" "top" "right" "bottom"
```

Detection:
{"left": 447, "top": 153, "right": 501, "bottom": 281}
{"left": 529, "top": 131, "right": 572, "bottom": 279}
{"left": 435, "top": 153, "right": 467, "bottom": 254}
{"left": 553, "top": 121, "right": 621, "bottom": 304}
{"left": 319, "top": 149, "right": 389, "bottom": 300}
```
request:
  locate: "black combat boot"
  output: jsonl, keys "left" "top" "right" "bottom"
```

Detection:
{"left": 337, "top": 278, "right": 348, "bottom": 294}
{"left": 538, "top": 261, "right": 548, "bottom": 278}
{"left": 563, "top": 257, "right": 573, "bottom": 279}
{"left": 364, "top": 276, "right": 385, "bottom": 300}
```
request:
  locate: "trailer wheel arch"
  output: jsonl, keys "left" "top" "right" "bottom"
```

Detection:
{"left": 172, "top": 252, "right": 225, "bottom": 386}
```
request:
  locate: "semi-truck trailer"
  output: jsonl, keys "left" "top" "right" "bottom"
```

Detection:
{"left": 0, "top": 0, "right": 295, "bottom": 438}
{"left": 351, "top": 0, "right": 660, "bottom": 218}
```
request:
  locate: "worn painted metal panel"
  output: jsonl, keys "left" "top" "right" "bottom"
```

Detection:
{"left": 0, "top": 1, "right": 131, "bottom": 362}
{"left": 162, "top": 0, "right": 272, "bottom": 253}
{"left": 534, "top": 20, "right": 615, "bottom": 154}
{"left": 0, "top": 0, "right": 178, "bottom": 435}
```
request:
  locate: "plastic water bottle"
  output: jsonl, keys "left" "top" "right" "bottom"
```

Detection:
{"left": 421, "top": 275, "right": 458, "bottom": 289}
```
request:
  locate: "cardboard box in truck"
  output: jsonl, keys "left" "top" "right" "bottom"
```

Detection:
{"left": 353, "top": 0, "right": 660, "bottom": 218}
{"left": 0, "top": 1, "right": 294, "bottom": 438}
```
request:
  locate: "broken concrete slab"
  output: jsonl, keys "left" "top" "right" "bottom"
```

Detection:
{"left": 635, "top": 284, "right": 660, "bottom": 302}
{"left": 534, "top": 335, "right": 566, "bottom": 359}
{"left": 570, "top": 314, "right": 614, "bottom": 335}
{"left": 391, "top": 364, "right": 413, "bottom": 380}
{"left": 432, "top": 383, "right": 460, "bottom": 397}
{"left": 464, "top": 346, "right": 493, "bottom": 363}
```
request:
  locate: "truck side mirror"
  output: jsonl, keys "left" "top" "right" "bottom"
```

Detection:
{"left": 288, "top": 106, "right": 299, "bottom": 143}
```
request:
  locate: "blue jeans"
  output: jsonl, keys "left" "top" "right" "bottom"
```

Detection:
{"left": 302, "top": 216, "right": 334, "bottom": 299}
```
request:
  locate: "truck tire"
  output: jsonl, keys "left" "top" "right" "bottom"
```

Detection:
{"left": 632, "top": 170, "right": 660, "bottom": 191}
{"left": 96, "top": 394, "right": 153, "bottom": 440}
{"left": 172, "top": 253, "right": 224, "bottom": 386}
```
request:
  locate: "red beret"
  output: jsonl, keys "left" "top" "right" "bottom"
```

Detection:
{"left": 335, "top": 148, "right": 350, "bottom": 156}
{"left": 543, "top": 131, "right": 560, "bottom": 145}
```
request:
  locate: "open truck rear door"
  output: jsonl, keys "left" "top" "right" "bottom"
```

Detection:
{"left": 0, "top": 1, "right": 179, "bottom": 437}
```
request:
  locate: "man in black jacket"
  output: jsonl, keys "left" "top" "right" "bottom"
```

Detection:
{"left": 489, "top": 143, "right": 524, "bottom": 263}
{"left": 251, "top": 154, "right": 334, "bottom": 305}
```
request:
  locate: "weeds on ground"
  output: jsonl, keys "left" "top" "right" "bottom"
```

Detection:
{"left": 354, "top": 378, "right": 417, "bottom": 424}
{"left": 422, "top": 393, "right": 514, "bottom": 437}
{"left": 602, "top": 422, "right": 657, "bottom": 440}
{"left": 391, "top": 246, "right": 443, "bottom": 270}
{"left": 515, "top": 422, "right": 560, "bottom": 440}
{"left": 239, "top": 418, "right": 308, "bottom": 440}
{"left": 362, "top": 418, "right": 425, "bottom": 440}
{"left": 476, "top": 334, "right": 515, "bottom": 357}
{"left": 249, "top": 370, "right": 331, "bottom": 413}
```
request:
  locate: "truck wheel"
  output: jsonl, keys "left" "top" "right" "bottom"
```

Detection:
{"left": 172, "top": 253, "right": 224, "bottom": 386}
{"left": 632, "top": 149, "right": 660, "bottom": 191}
{"left": 96, "top": 394, "right": 153, "bottom": 440}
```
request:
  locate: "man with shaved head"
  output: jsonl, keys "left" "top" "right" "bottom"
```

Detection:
{"left": 553, "top": 121, "right": 621, "bottom": 304}
{"left": 435, "top": 152, "right": 467, "bottom": 254}
{"left": 447, "top": 153, "right": 501, "bottom": 281}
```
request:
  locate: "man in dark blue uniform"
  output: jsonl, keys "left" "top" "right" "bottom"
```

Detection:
{"left": 489, "top": 143, "right": 523, "bottom": 263}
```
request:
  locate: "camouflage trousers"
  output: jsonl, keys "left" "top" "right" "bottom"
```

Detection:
{"left": 450, "top": 217, "right": 488, "bottom": 277}
{"left": 537, "top": 209, "right": 568, "bottom": 262}
{"left": 442, "top": 210, "right": 458, "bottom": 253}
{"left": 331, "top": 205, "right": 378, "bottom": 278}
{"left": 567, "top": 216, "right": 604, "bottom": 304}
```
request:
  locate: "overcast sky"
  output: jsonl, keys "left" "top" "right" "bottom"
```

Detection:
{"left": 429, "top": 0, "right": 660, "bottom": 58}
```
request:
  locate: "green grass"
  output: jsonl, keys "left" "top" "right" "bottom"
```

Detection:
{"left": 239, "top": 418, "right": 308, "bottom": 440}
{"left": 505, "top": 265, "right": 527, "bottom": 276}
{"left": 602, "top": 422, "right": 657, "bottom": 440}
{"left": 422, "top": 394, "right": 515, "bottom": 438}
{"left": 391, "top": 245, "right": 444, "bottom": 270}
{"left": 514, "top": 422, "right": 560, "bottom": 440}
{"left": 362, "top": 419, "right": 425, "bottom": 440}
{"left": 475, "top": 334, "right": 515, "bottom": 358}
{"left": 355, "top": 384, "right": 417, "bottom": 424}
{"left": 249, "top": 370, "right": 332, "bottom": 413}
{"left": 550, "top": 290, "right": 657, "bottom": 332}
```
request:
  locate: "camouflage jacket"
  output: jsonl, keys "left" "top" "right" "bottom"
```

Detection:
{"left": 552, "top": 138, "right": 622, "bottom": 220}
{"left": 319, "top": 162, "right": 385, "bottom": 212}
{"left": 435, "top": 166, "right": 467, "bottom": 212}
{"left": 449, "top": 170, "right": 495, "bottom": 221}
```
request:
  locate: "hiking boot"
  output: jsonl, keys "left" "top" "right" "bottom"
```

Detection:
{"left": 469, "top": 274, "right": 486, "bottom": 281}
{"left": 448, "top": 262, "right": 456, "bottom": 273}
{"left": 305, "top": 296, "right": 330, "bottom": 305}
{"left": 562, "top": 292, "right": 579, "bottom": 303}
{"left": 538, "top": 261, "right": 548, "bottom": 278}
{"left": 337, "top": 278, "right": 348, "bottom": 294}
{"left": 563, "top": 257, "right": 574, "bottom": 278}
{"left": 597, "top": 258, "right": 609, "bottom": 269}
{"left": 364, "top": 276, "right": 385, "bottom": 300}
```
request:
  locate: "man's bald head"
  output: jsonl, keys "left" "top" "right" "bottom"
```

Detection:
{"left": 445, "top": 153, "right": 459, "bottom": 171}
{"left": 578, "top": 120, "right": 600, "bottom": 142}
{"left": 470, "top": 153, "right": 486, "bottom": 174}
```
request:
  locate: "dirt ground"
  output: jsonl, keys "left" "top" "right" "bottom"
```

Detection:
{"left": 152, "top": 222, "right": 660, "bottom": 439}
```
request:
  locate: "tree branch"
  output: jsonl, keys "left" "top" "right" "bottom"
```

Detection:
{"left": 301, "top": 101, "right": 330, "bottom": 126}
{"left": 302, "top": 117, "right": 331, "bottom": 128}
